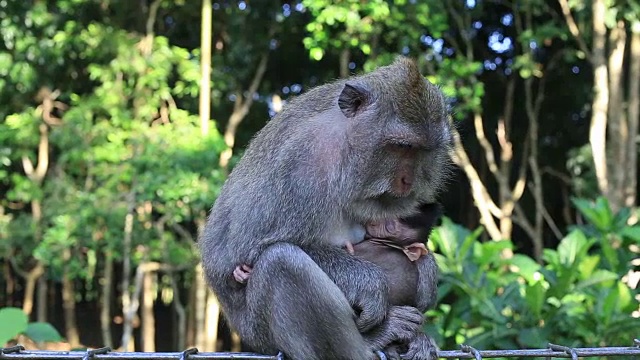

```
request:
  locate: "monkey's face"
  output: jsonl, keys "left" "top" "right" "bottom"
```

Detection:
{"left": 339, "top": 58, "right": 452, "bottom": 219}
{"left": 366, "top": 218, "right": 423, "bottom": 245}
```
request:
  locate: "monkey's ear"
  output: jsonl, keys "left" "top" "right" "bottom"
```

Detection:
{"left": 338, "top": 83, "right": 370, "bottom": 118}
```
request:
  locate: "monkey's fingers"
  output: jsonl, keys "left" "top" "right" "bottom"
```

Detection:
{"left": 345, "top": 241, "right": 355, "bottom": 255}
{"left": 241, "top": 264, "right": 253, "bottom": 273}
{"left": 400, "top": 334, "right": 439, "bottom": 360}
{"left": 232, "top": 265, "right": 251, "bottom": 284}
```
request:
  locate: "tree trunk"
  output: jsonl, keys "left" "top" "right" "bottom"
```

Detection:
{"left": 607, "top": 20, "right": 627, "bottom": 212}
{"left": 62, "top": 248, "right": 80, "bottom": 348}
{"left": 122, "top": 262, "right": 159, "bottom": 351}
{"left": 194, "top": 264, "right": 207, "bottom": 350}
{"left": 218, "top": 52, "right": 270, "bottom": 171}
{"left": 199, "top": 0, "right": 212, "bottom": 136}
{"left": 36, "top": 276, "right": 47, "bottom": 322}
{"left": 156, "top": 218, "right": 187, "bottom": 350}
{"left": 450, "top": 124, "right": 502, "bottom": 241}
{"left": 522, "top": 38, "right": 545, "bottom": 262}
{"left": 186, "top": 283, "right": 196, "bottom": 347}
{"left": 22, "top": 263, "right": 44, "bottom": 317}
{"left": 3, "top": 260, "right": 14, "bottom": 306}
{"left": 590, "top": 0, "right": 610, "bottom": 199}
{"left": 172, "top": 276, "right": 187, "bottom": 350}
{"left": 626, "top": 31, "right": 640, "bottom": 209}
{"left": 339, "top": 48, "right": 350, "bottom": 78}
{"left": 120, "top": 192, "right": 136, "bottom": 351}
{"left": 20, "top": 118, "right": 51, "bottom": 317}
{"left": 101, "top": 250, "right": 114, "bottom": 348}
{"left": 204, "top": 289, "right": 220, "bottom": 351}
{"left": 141, "top": 271, "right": 155, "bottom": 352}
{"left": 498, "top": 78, "right": 517, "bottom": 241}
{"left": 230, "top": 332, "right": 242, "bottom": 353}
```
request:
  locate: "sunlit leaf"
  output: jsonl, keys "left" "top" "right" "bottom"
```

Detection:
{"left": 0, "top": 308, "right": 28, "bottom": 345}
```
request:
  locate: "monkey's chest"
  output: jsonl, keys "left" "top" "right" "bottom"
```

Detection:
{"left": 326, "top": 221, "right": 367, "bottom": 247}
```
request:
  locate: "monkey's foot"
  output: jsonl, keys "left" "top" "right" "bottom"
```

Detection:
{"left": 233, "top": 264, "right": 253, "bottom": 284}
{"left": 400, "top": 334, "right": 439, "bottom": 360}
{"left": 402, "top": 243, "right": 428, "bottom": 262}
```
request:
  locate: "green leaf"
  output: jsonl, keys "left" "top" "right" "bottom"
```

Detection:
{"left": 510, "top": 254, "right": 541, "bottom": 283}
{"left": 24, "top": 322, "right": 63, "bottom": 343}
{"left": 620, "top": 226, "right": 640, "bottom": 242}
{"left": 517, "top": 327, "right": 548, "bottom": 348}
{"left": 598, "top": 234, "right": 619, "bottom": 271}
{"left": 571, "top": 197, "right": 613, "bottom": 231}
{"left": 577, "top": 254, "right": 600, "bottom": 278}
{"left": 524, "top": 281, "right": 546, "bottom": 317}
{"left": 557, "top": 229, "right": 590, "bottom": 266}
{"left": 0, "top": 307, "right": 28, "bottom": 345}
{"left": 575, "top": 269, "right": 618, "bottom": 290}
{"left": 310, "top": 47, "right": 324, "bottom": 61}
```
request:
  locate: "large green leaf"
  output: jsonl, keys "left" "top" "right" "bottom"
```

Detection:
{"left": 620, "top": 226, "right": 640, "bottom": 242}
{"left": 0, "top": 307, "right": 28, "bottom": 346}
{"left": 571, "top": 197, "right": 613, "bottom": 231}
{"left": 575, "top": 269, "right": 618, "bottom": 291}
{"left": 557, "top": 229, "right": 591, "bottom": 267}
{"left": 524, "top": 281, "right": 546, "bottom": 318}
{"left": 510, "top": 254, "right": 541, "bottom": 283}
{"left": 24, "top": 322, "right": 63, "bottom": 343}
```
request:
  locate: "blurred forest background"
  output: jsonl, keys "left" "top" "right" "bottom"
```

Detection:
{"left": 0, "top": 0, "right": 639, "bottom": 354}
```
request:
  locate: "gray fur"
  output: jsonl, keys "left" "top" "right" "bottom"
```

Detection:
{"left": 199, "top": 56, "right": 452, "bottom": 360}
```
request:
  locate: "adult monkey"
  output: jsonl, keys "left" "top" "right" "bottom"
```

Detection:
{"left": 232, "top": 202, "right": 443, "bottom": 359}
{"left": 200, "top": 57, "right": 452, "bottom": 359}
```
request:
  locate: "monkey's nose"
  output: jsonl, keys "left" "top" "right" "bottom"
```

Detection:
{"left": 397, "top": 175, "right": 413, "bottom": 194}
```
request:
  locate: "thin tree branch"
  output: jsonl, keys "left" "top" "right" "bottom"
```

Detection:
{"left": 557, "top": 0, "right": 592, "bottom": 60}
{"left": 473, "top": 113, "right": 500, "bottom": 177}
{"left": 450, "top": 128, "right": 503, "bottom": 240}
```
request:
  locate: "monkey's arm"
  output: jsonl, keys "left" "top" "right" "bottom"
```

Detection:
{"left": 303, "top": 244, "right": 390, "bottom": 332}
{"left": 414, "top": 251, "right": 439, "bottom": 312}
{"left": 303, "top": 245, "right": 426, "bottom": 352}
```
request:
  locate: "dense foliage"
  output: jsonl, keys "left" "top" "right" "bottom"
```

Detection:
{"left": 1, "top": 0, "right": 638, "bottom": 353}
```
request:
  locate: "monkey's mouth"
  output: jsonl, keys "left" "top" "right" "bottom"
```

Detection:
{"left": 376, "top": 191, "right": 414, "bottom": 203}
{"left": 370, "top": 193, "right": 418, "bottom": 213}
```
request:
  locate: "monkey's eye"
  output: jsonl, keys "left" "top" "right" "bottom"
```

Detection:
{"left": 394, "top": 142, "right": 413, "bottom": 149}
{"left": 388, "top": 141, "right": 417, "bottom": 153}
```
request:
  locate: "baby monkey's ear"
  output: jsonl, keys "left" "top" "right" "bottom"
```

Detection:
{"left": 401, "top": 203, "right": 443, "bottom": 236}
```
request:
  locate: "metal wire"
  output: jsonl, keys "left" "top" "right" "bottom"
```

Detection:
{"left": 2, "top": 340, "right": 640, "bottom": 360}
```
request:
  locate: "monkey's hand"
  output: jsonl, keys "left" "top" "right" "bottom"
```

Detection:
{"left": 399, "top": 333, "right": 439, "bottom": 360}
{"left": 347, "top": 267, "right": 390, "bottom": 332}
{"left": 233, "top": 264, "right": 253, "bottom": 284}
{"left": 348, "top": 278, "right": 389, "bottom": 332}
{"left": 365, "top": 306, "right": 425, "bottom": 350}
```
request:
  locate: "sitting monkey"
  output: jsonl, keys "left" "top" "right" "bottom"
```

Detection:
{"left": 232, "top": 204, "right": 442, "bottom": 359}
{"left": 201, "top": 57, "right": 451, "bottom": 360}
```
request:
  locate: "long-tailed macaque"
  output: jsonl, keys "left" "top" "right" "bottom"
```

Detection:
{"left": 232, "top": 202, "right": 443, "bottom": 359}
{"left": 199, "top": 57, "right": 452, "bottom": 360}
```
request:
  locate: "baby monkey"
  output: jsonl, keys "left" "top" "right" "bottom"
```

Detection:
{"left": 350, "top": 203, "right": 441, "bottom": 306}
{"left": 234, "top": 203, "right": 442, "bottom": 307}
